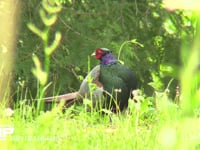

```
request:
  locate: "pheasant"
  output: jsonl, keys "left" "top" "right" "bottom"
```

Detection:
{"left": 44, "top": 48, "right": 137, "bottom": 111}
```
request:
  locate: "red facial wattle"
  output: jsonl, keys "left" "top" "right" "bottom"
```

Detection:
{"left": 95, "top": 48, "right": 105, "bottom": 59}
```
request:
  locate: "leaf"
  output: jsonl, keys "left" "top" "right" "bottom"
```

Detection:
{"left": 32, "top": 54, "right": 48, "bottom": 85}
{"left": 42, "top": 0, "right": 62, "bottom": 14}
{"left": 27, "top": 23, "right": 45, "bottom": 40}
{"left": 148, "top": 72, "right": 163, "bottom": 90}
{"left": 130, "top": 39, "right": 144, "bottom": 47}
{"left": 39, "top": 9, "right": 58, "bottom": 26}
{"left": 45, "top": 32, "right": 62, "bottom": 55}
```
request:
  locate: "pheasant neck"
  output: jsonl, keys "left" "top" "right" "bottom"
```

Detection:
{"left": 100, "top": 53, "right": 118, "bottom": 65}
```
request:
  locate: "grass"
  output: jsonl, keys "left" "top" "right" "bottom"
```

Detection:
{"left": 0, "top": 92, "right": 200, "bottom": 150}
{"left": 0, "top": 104, "right": 161, "bottom": 149}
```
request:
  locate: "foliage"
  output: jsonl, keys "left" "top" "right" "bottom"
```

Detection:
{"left": 27, "top": 0, "right": 62, "bottom": 113}
{"left": 15, "top": 0, "right": 195, "bottom": 99}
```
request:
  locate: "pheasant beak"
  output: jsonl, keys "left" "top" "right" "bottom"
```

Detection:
{"left": 91, "top": 52, "right": 96, "bottom": 56}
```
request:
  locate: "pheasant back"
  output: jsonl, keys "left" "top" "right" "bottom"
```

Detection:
{"left": 99, "top": 62, "right": 137, "bottom": 111}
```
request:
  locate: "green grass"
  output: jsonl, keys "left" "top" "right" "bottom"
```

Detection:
{"left": 0, "top": 93, "right": 199, "bottom": 150}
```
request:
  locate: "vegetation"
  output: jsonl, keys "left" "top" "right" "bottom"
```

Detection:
{"left": 0, "top": 0, "right": 200, "bottom": 149}
{"left": 16, "top": 0, "right": 194, "bottom": 97}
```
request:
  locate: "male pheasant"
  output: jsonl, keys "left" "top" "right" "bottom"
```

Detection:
{"left": 44, "top": 48, "right": 137, "bottom": 111}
